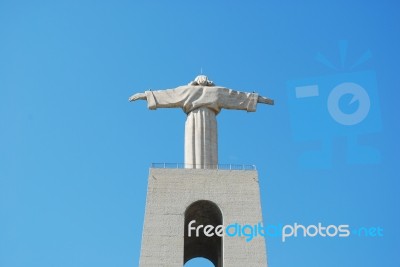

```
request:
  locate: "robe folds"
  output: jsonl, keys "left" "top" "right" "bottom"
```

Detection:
{"left": 145, "top": 85, "right": 258, "bottom": 169}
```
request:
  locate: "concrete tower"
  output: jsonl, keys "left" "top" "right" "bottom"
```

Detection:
{"left": 129, "top": 75, "right": 273, "bottom": 266}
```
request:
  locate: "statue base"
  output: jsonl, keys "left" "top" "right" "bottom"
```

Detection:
{"left": 139, "top": 168, "right": 268, "bottom": 267}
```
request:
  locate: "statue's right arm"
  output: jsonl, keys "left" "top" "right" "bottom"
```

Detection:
{"left": 128, "top": 92, "right": 147, "bottom": 102}
{"left": 129, "top": 86, "right": 186, "bottom": 109}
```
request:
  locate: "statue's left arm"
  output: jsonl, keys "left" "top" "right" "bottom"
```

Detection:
{"left": 217, "top": 87, "right": 274, "bottom": 112}
{"left": 257, "top": 95, "right": 274, "bottom": 105}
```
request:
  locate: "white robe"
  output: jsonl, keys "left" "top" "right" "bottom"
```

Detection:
{"left": 145, "top": 85, "right": 258, "bottom": 169}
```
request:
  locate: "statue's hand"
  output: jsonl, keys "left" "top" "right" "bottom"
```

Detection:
{"left": 258, "top": 96, "right": 274, "bottom": 105}
{"left": 129, "top": 92, "right": 147, "bottom": 102}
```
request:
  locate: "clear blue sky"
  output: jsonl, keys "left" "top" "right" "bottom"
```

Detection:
{"left": 1, "top": 1, "right": 399, "bottom": 266}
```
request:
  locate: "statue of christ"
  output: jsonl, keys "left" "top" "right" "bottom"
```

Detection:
{"left": 129, "top": 75, "right": 274, "bottom": 169}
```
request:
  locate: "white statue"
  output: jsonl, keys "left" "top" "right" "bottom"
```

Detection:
{"left": 129, "top": 75, "right": 274, "bottom": 169}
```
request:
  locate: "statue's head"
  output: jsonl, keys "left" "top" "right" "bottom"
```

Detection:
{"left": 189, "top": 75, "right": 215, "bottom": 86}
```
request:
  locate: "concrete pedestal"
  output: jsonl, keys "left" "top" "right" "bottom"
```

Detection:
{"left": 139, "top": 168, "right": 268, "bottom": 267}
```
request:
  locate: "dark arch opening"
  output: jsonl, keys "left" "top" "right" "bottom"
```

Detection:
{"left": 184, "top": 200, "right": 223, "bottom": 267}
